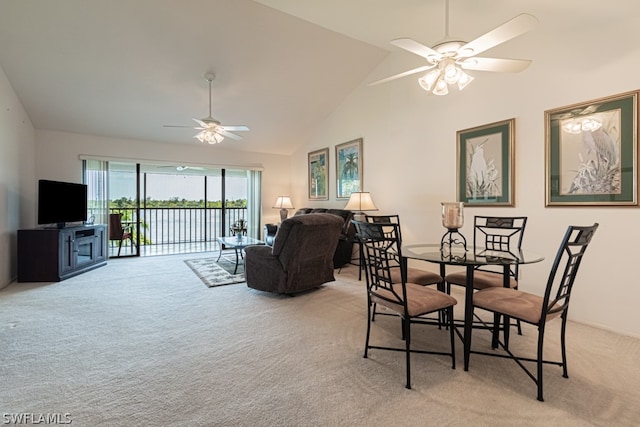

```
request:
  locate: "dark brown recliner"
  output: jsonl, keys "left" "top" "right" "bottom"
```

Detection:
{"left": 263, "top": 208, "right": 355, "bottom": 268}
{"left": 245, "top": 213, "right": 343, "bottom": 295}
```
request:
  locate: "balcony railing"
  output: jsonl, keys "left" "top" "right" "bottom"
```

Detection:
{"left": 107, "top": 207, "right": 248, "bottom": 246}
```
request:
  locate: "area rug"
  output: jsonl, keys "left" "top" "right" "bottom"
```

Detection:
{"left": 184, "top": 257, "right": 245, "bottom": 287}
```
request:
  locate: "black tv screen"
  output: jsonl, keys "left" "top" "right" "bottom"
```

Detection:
{"left": 38, "top": 179, "right": 88, "bottom": 228}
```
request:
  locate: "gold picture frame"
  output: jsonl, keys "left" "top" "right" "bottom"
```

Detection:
{"left": 335, "top": 138, "right": 363, "bottom": 199}
{"left": 457, "top": 118, "right": 515, "bottom": 206}
{"left": 545, "top": 90, "right": 638, "bottom": 206}
{"left": 308, "top": 148, "right": 329, "bottom": 200}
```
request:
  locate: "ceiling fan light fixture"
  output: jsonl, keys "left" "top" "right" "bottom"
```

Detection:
{"left": 368, "top": 1, "right": 537, "bottom": 97}
{"left": 432, "top": 78, "right": 449, "bottom": 96}
{"left": 457, "top": 70, "right": 474, "bottom": 90}
{"left": 443, "top": 60, "right": 461, "bottom": 84}
{"left": 418, "top": 69, "right": 441, "bottom": 91}
{"left": 195, "top": 129, "right": 225, "bottom": 144}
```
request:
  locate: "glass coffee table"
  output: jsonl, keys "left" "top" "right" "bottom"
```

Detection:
{"left": 216, "top": 236, "right": 265, "bottom": 274}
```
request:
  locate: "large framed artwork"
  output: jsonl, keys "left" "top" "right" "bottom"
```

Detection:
{"left": 545, "top": 90, "right": 638, "bottom": 206}
{"left": 457, "top": 118, "right": 515, "bottom": 206}
{"left": 335, "top": 138, "right": 363, "bottom": 199}
{"left": 308, "top": 147, "right": 329, "bottom": 200}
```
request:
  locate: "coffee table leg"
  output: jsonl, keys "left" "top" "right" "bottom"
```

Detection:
{"left": 233, "top": 249, "right": 240, "bottom": 274}
{"left": 217, "top": 243, "right": 223, "bottom": 262}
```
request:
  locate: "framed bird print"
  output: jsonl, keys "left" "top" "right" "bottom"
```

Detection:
{"left": 545, "top": 91, "right": 638, "bottom": 206}
{"left": 457, "top": 118, "right": 515, "bottom": 206}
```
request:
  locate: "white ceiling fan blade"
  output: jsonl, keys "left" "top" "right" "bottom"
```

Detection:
{"left": 217, "top": 129, "right": 243, "bottom": 140}
{"left": 368, "top": 65, "right": 434, "bottom": 86}
{"left": 193, "top": 117, "right": 215, "bottom": 128}
{"left": 163, "top": 125, "right": 193, "bottom": 128}
{"left": 391, "top": 38, "right": 441, "bottom": 60}
{"left": 457, "top": 13, "right": 538, "bottom": 58}
{"left": 459, "top": 57, "right": 532, "bottom": 73}
{"left": 219, "top": 125, "right": 249, "bottom": 132}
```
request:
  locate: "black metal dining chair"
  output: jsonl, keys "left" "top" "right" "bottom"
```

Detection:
{"left": 354, "top": 220, "right": 457, "bottom": 389}
{"left": 468, "top": 223, "right": 598, "bottom": 401}
{"left": 365, "top": 214, "right": 443, "bottom": 287}
{"left": 445, "top": 216, "right": 527, "bottom": 339}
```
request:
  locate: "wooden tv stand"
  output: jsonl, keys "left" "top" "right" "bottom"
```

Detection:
{"left": 18, "top": 225, "right": 107, "bottom": 282}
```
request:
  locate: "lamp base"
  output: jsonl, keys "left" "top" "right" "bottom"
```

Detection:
{"left": 280, "top": 208, "right": 288, "bottom": 222}
{"left": 352, "top": 211, "right": 367, "bottom": 222}
{"left": 440, "top": 229, "right": 467, "bottom": 251}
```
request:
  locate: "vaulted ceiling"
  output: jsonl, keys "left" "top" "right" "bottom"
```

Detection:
{"left": 0, "top": 0, "right": 635, "bottom": 155}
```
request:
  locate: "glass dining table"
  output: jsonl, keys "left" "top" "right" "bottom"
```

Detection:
{"left": 402, "top": 243, "right": 544, "bottom": 371}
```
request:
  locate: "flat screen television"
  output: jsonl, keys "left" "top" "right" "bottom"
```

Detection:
{"left": 38, "top": 179, "right": 88, "bottom": 228}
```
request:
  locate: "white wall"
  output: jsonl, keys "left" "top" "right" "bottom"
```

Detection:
{"left": 291, "top": 20, "right": 640, "bottom": 337}
{"left": 0, "top": 65, "right": 35, "bottom": 288}
{"left": 34, "top": 130, "right": 292, "bottom": 228}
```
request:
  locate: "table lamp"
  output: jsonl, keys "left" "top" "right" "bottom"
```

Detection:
{"left": 344, "top": 192, "right": 378, "bottom": 221}
{"left": 273, "top": 196, "right": 294, "bottom": 222}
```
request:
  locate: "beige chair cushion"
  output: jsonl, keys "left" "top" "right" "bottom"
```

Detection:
{"left": 446, "top": 270, "right": 517, "bottom": 289}
{"left": 390, "top": 267, "right": 442, "bottom": 286}
{"left": 372, "top": 283, "right": 457, "bottom": 317}
{"left": 473, "top": 287, "right": 562, "bottom": 324}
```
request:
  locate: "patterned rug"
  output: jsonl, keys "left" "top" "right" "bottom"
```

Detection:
{"left": 184, "top": 257, "right": 246, "bottom": 288}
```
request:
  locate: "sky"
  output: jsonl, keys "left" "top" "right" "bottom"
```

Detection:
{"left": 110, "top": 172, "right": 248, "bottom": 201}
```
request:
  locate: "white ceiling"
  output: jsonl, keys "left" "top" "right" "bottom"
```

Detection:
{"left": 0, "top": 0, "right": 636, "bottom": 155}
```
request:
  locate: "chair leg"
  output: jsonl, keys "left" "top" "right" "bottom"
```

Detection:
{"left": 404, "top": 316, "right": 412, "bottom": 389}
{"left": 364, "top": 303, "right": 372, "bottom": 359}
{"left": 503, "top": 315, "right": 511, "bottom": 349}
{"left": 448, "top": 306, "right": 456, "bottom": 369}
{"left": 560, "top": 313, "right": 569, "bottom": 378}
{"left": 537, "top": 326, "right": 546, "bottom": 402}
{"left": 492, "top": 313, "right": 501, "bottom": 349}
{"left": 117, "top": 240, "right": 123, "bottom": 256}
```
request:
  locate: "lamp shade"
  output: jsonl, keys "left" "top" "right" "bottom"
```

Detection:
{"left": 272, "top": 196, "right": 294, "bottom": 210}
{"left": 344, "top": 192, "right": 378, "bottom": 212}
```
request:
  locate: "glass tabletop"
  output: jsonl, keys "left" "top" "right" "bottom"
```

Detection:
{"left": 217, "top": 236, "right": 265, "bottom": 248}
{"left": 402, "top": 243, "right": 544, "bottom": 266}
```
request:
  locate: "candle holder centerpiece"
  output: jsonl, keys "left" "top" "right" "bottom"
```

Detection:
{"left": 440, "top": 202, "right": 467, "bottom": 251}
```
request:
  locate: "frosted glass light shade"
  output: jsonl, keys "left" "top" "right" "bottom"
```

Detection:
{"left": 195, "top": 129, "right": 224, "bottom": 144}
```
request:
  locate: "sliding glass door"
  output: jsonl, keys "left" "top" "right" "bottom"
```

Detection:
{"left": 84, "top": 159, "right": 261, "bottom": 257}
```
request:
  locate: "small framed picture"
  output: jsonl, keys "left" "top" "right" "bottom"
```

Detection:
{"left": 335, "top": 138, "right": 363, "bottom": 199}
{"left": 457, "top": 118, "right": 515, "bottom": 206}
{"left": 308, "top": 148, "right": 329, "bottom": 200}
{"left": 545, "top": 90, "right": 638, "bottom": 206}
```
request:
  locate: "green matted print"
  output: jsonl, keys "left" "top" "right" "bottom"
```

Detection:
{"left": 308, "top": 148, "right": 329, "bottom": 200}
{"left": 457, "top": 118, "right": 515, "bottom": 206}
{"left": 335, "top": 138, "right": 363, "bottom": 199}
{"left": 545, "top": 91, "right": 638, "bottom": 206}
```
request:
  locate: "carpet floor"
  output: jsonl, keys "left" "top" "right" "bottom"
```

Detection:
{"left": 1, "top": 253, "right": 639, "bottom": 426}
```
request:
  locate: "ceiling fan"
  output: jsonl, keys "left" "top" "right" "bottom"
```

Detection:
{"left": 164, "top": 72, "right": 249, "bottom": 144}
{"left": 369, "top": 0, "right": 538, "bottom": 95}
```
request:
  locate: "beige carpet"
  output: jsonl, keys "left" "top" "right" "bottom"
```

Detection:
{"left": 1, "top": 253, "right": 639, "bottom": 426}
